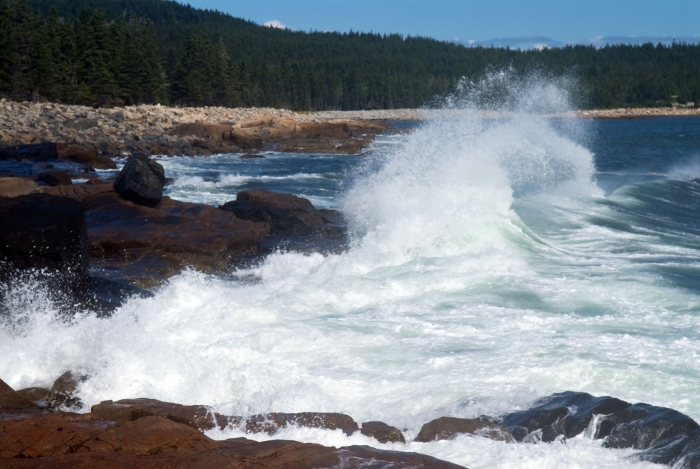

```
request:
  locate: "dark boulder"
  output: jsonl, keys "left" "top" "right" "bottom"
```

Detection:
{"left": 501, "top": 391, "right": 631, "bottom": 442}
{"left": 415, "top": 416, "right": 514, "bottom": 443}
{"left": 499, "top": 391, "right": 700, "bottom": 467}
{"left": 220, "top": 189, "right": 327, "bottom": 235}
{"left": 38, "top": 171, "right": 72, "bottom": 186}
{"left": 601, "top": 404, "right": 700, "bottom": 466}
{"left": 361, "top": 421, "right": 406, "bottom": 443}
{"left": 46, "top": 371, "right": 90, "bottom": 411}
{"left": 113, "top": 157, "right": 166, "bottom": 207}
{"left": 0, "top": 193, "right": 89, "bottom": 276}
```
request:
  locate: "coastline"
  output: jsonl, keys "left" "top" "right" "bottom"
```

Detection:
{"left": 1, "top": 100, "right": 698, "bottom": 159}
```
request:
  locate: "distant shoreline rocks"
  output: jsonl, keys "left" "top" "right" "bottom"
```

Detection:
{"left": 0, "top": 100, "right": 697, "bottom": 161}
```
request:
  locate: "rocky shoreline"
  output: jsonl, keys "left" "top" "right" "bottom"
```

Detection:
{"left": 1, "top": 100, "right": 698, "bottom": 161}
{"left": 4, "top": 372, "right": 700, "bottom": 468}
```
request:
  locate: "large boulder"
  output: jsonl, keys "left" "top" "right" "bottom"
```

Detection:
{"left": 501, "top": 391, "right": 632, "bottom": 443}
{"left": 0, "top": 193, "right": 89, "bottom": 276}
{"left": 500, "top": 391, "right": 700, "bottom": 466}
{"left": 220, "top": 189, "right": 327, "bottom": 235}
{"left": 113, "top": 157, "right": 166, "bottom": 207}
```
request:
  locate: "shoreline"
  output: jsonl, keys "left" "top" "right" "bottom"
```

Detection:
{"left": 1, "top": 99, "right": 698, "bottom": 158}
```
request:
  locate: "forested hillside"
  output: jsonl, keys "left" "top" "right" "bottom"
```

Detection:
{"left": 0, "top": 0, "right": 698, "bottom": 110}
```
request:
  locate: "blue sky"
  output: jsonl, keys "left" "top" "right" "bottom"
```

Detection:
{"left": 182, "top": 0, "right": 699, "bottom": 45}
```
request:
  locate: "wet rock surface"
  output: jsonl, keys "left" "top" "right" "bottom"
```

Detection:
{"left": 112, "top": 157, "right": 165, "bottom": 207}
{"left": 500, "top": 391, "right": 700, "bottom": 466}
{"left": 222, "top": 189, "right": 348, "bottom": 263}
{"left": 415, "top": 417, "right": 514, "bottom": 443}
{"left": 361, "top": 421, "right": 406, "bottom": 443}
{"left": 501, "top": 391, "right": 632, "bottom": 443}
{"left": 46, "top": 372, "right": 90, "bottom": 411}
{"left": 245, "top": 412, "right": 360, "bottom": 436}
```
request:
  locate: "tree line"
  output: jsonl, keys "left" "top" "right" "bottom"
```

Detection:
{"left": 1, "top": 0, "right": 699, "bottom": 110}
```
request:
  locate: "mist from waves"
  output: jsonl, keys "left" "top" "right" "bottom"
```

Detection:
{"left": 2, "top": 72, "right": 698, "bottom": 468}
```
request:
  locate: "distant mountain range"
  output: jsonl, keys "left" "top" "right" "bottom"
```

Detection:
{"left": 456, "top": 35, "right": 700, "bottom": 50}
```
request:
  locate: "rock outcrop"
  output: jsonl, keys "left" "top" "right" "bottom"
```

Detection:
{"left": 0, "top": 375, "right": 465, "bottom": 469}
{"left": 42, "top": 184, "right": 269, "bottom": 288}
{"left": 500, "top": 391, "right": 700, "bottom": 466}
{"left": 112, "top": 157, "right": 166, "bottom": 207}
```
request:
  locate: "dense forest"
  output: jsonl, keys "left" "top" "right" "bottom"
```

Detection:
{"left": 0, "top": 0, "right": 698, "bottom": 110}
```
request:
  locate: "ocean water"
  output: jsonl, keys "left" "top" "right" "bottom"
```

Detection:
{"left": 2, "top": 78, "right": 700, "bottom": 468}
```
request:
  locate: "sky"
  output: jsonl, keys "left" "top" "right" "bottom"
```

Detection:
{"left": 181, "top": 0, "right": 699, "bottom": 45}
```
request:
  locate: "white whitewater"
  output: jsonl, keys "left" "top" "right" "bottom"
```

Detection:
{"left": 3, "top": 74, "right": 696, "bottom": 468}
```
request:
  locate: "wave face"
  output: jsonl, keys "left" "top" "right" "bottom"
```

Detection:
{"left": 3, "top": 75, "right": 700, "bottom": 468}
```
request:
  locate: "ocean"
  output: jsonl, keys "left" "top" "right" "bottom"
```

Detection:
{"left": 2, "top": 79, "right": 700, "bottom": 468}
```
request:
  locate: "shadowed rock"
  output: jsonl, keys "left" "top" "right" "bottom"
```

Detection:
{"left": 113, "top": 157, "right": 166, "bottom": 207}
{"left": 221, "top": 189, "right": 327, "bottom": 235}
{"left": 16, "top": 387, "right": 50, "bottom": 406}
{"left": 361, "top": 421, "right": 406, "bottom": 443}
{"left": 38, "top": 171, "right": 72, "bottom": 186}
{"left": 0, "top": 193, "right": 89, "bottom": 277}
{"left": 0, "top": 378, "right": 34, "bottom": 413}
{"left": 415, "top": 416, "right": 514, "bottom": 443}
